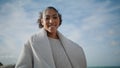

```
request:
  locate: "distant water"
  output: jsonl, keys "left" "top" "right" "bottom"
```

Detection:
{"left": 88, "top": 66, "right": 120, "bottom": 68}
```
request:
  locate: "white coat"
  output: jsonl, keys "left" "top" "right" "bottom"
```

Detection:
{"left": 15, "top": 28, "right": 87, "bottom": 68}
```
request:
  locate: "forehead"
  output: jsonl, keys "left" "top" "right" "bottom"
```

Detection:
{"left": 43, "top": 9, "right": 58, "bottom": 16}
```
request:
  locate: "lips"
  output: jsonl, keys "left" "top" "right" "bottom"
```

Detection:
{"left": 48, "top": 24, "right": 57, "bottom": 32}
{"left": 49, "top": 26, "right": 56, "bottom": 29}
{"left": 48, "top": 24, "right": 56, "bottom": 27}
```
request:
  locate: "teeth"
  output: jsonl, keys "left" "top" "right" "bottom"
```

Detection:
{"left": 49, "top": 24, "right": 56, "bottom": 27}
{"left": 49, "top": 25, "right": 55, "bottom": 26}
{"left": 50, "top": 26, "right": 55, "bottom": 27}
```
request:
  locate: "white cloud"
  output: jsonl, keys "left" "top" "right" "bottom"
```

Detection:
{"left": 0, "top": 0, "right": 39, "bottom": 65}
{"left": 60, "top": 24, "right": 82, "bottom": 43}
{"left": 111, "top": 41, "right": 119, "bottom": 46}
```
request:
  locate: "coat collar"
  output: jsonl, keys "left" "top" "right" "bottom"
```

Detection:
{"left": 37, "top": 28, "right": 75, "bottom": 68}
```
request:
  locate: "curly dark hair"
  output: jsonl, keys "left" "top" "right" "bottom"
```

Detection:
{"left": 37, "top": 6, "right": 62, "bottom": 28}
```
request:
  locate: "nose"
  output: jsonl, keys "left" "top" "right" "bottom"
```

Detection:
{"left": 49, "top": 18, "right": 54, "bottom": 24}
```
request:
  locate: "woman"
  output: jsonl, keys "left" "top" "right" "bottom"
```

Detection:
{"left": 15, "top": 6, "right": 87, "bottom": 68}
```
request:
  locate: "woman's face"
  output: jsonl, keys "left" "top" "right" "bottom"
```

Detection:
{"left": 41, "top": 9, "right": 60, "bottom": 34}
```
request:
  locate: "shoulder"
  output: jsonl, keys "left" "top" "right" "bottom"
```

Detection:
{"left": 25, "top": 28, "right": 47, "bottom": 46}
{"left": 28, "top": 28, "right": 44, "bottom": 42}
{"left": 58, "top": 32, "right": 83, "bottom": 51}
{"left": 67, "top": 38, "right": 83, "bottom": 50}
{"left": 23, "top": 32, "right": 40, "bottom": 47}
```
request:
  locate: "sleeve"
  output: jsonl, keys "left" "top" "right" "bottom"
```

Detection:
{"left": 15, "top": 40, "right": 33, "bottom": 68}
{"left": 80, "top": 47, "right": 87, "bottom": 68}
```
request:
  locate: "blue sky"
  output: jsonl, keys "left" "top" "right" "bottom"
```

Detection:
{"left": 0, "top": 0, "right": 120, "bottom": 66}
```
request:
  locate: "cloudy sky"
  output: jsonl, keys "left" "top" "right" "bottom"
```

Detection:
{"left": 0, "top": 0, "right": 120, "bottom": 66}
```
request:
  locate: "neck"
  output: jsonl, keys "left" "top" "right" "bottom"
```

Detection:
{"left": 47, "top": 31, "right": 59, "bottom": 39}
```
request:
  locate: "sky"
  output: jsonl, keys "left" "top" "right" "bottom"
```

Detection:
{"left": 0, "top": 0, "right": 120, "bottom": 66}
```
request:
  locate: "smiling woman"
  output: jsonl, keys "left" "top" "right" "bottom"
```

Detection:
{"left": 38, "top": 7, "right": 62, "bottom": 39}
{"left": 15, "top": 6, "right": 87, "bottom": 68}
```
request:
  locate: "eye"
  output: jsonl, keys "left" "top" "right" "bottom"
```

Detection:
{"left": 53, "top": 16, "right": 58, "bottom": 19}
{"left": 45, "top": 17, "right": 50, "bottom": 20}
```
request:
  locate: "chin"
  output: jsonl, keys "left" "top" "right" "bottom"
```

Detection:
{"left": 49, "top": 30, "right": 56, "bottom": 33}
{"left": 49, "top": 29, "right": 57, "bottom": 33}
{"left": 48, "top": 27, "right": 57, "bottom": 32}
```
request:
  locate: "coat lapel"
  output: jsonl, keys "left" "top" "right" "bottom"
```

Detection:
{"left": 58, "top": 32, "right": 87, "bottom": 68}
{"left": 32, "top": 28, "right": 55, "bottom": 68}
{"left": 58, "top": 32, "right": 74, "bottom": 68}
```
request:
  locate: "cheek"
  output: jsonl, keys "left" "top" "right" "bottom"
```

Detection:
{"left": 44, "top": 22, "right": 49, "bottom": 28}
{"left": 43, "top": 23, "right": 48, "bottom": 27}
{"left": 42, "top": 20, "right": 48, "bottom": 26}
{"left": 57, "top": 18, "right": 60, "bottom": 25}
